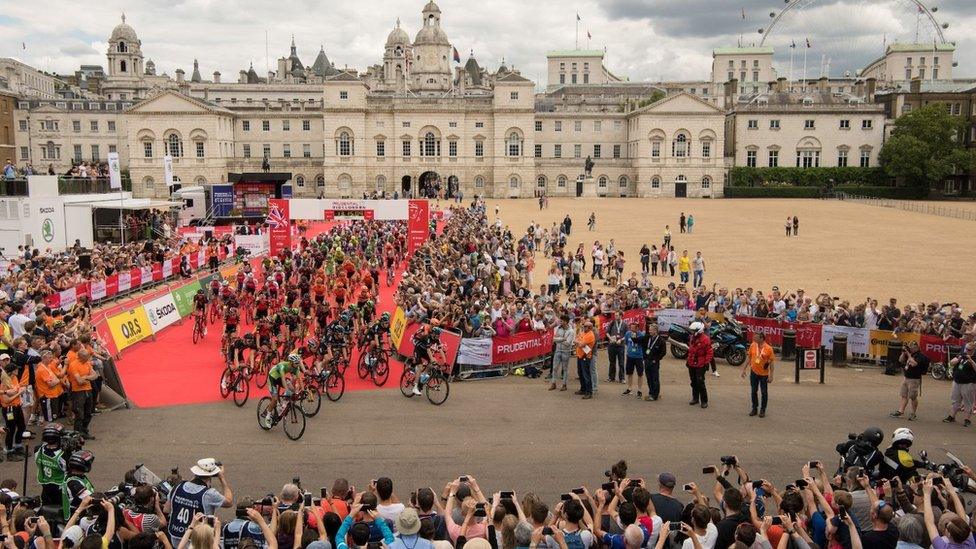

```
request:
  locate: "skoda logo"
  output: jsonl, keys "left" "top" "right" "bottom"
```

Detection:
{"left": 148, "top": 308, "right": 158, "bottom": 324}
{"left": 41, "top": 218, "right": 54, "bottom": 243}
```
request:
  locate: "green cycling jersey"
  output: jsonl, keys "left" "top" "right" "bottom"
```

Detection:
{"left": 269, "top": 361, "right": 300, "bottom": 380}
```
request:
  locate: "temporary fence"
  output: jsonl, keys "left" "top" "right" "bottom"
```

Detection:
{"left": 837, "top": 193, "right": 976, "bottom": 221}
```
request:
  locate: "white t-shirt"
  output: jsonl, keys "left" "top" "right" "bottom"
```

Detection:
{"left": 681, "top": 522, "right": 718, "bottom": 549}
{"left": 377, "top": 502, "right": 405, "bottom": 525}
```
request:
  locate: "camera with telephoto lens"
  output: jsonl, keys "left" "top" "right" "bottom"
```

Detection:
{"left": 60, "top": 430, "right": 86, "bottom": 454}
{"left": 720, "top": 456, "right": 738, "bottom": 467}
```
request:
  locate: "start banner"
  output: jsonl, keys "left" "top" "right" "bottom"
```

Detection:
{"left": 492, "top": 329, "right": 554, "bottom": 364}
{"left": 407, "top": 200, "right": 429, "bottom": 254}
{"left": 105, "top": 307, "right": 153, "bottom": 351}
{"left": 267, "top": 199, "right": 292, "bottom": 257}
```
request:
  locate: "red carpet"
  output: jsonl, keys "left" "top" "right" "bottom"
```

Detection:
{"left": 114, "top": 223, "right": 405, "bottom": 408}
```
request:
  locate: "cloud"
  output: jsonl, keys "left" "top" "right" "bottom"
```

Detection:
{"left": 0, "top": 0, "right": 971, "bottom": 86}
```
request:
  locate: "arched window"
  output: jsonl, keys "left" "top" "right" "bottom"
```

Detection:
{"left": 120, "top": 60, "right": 127, "bottom": 73}
{"left": 676, "top": 174, "right": 687, "bottom": 183}
{"left": 166, "top": 133, "right": 183, "bottom": 158}
{"left": 144, "top": 176, "right": 154, "bottom": 189}
{"left": 295, "top": 175, "right": 305, "bottom": 187}
{"left": 673, "top": 133, "right": 688, "bottom": 157}
{"left": 509, "top": 176, "right": 520, "bottom": 188}
{"left": 338, "top": 132, "right": 352, "bottom": 156}
{"left": 474, "top": 176, "right": 485, "bottom": 188}
{"left": 537, "top": 175, "right": 547, "bottom": 188}
{"left": 701, "top": 176, "right": 711, "bottom": 189}
{"left": 423, "top": 132, "right": 439, "bottom": 157}
{"left": 507, "top": 132, "right": 521, "bottom": 157}
{"left": 316, "top": 175, "right": 325, "bottom": 187}
{"left": 598, "top": 176, "right": 608, "bottom": 188}
{"left": 557, "top": 175, "right": 567, "bottom": 188}
{"left": 194, "top": 176, "right": 206, "bottom": 185}
{"left": 618, "top": 175, "right": 628, "bottom": 188}
{"left": 651, "top": 176, "right": 661, "bottom": 189}
{"left": 376, "top": 175, "right": 386, "bottom": 192}
{"left": 118, "top": 42, "right": 127, "bottom": 53}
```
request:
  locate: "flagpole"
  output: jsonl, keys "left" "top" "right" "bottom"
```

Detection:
{"left": 802, "top": 46, "right": 808, "bottom": 89}
{"left": 575, "top": 17, "right": 579, "bottom": 50}
{"left": 789, "top": 46, "right": 794, "bottom": 91}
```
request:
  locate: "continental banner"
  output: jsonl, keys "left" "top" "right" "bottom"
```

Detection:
{"left": 389, "top": 307, "right": 408, "bottom": 350}
{"left": 106, "top": 307, "right": 153, "bottom": 351}
{"left": 172, "top": 280, "right": 203, "bottom": 318}
{"left": 869, "top": 330, "right": 919, "bottom": 358}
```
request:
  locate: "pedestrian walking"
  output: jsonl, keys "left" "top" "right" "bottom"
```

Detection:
{"left": 679, "top": 212, "right": 686, "bottom": 233}
{"left": 742, "top": 332, "right": 775, "bottom": 417}
{"left": 640, "top": 244, "right": 651, "bottom": 274}
{"left": 587, "top": 212, "right": 596, "bottom": 231}
{"left": 785, "top": 217, "right": 792, "bottom": 237}
{"left": 686, "top": 214, "right": 695, "bottom": 233}
{"left": 664, "top": 225, "right": 672, "bottom": 247}
{"left": 575, "top": 320, "right": 596, "bottom": 399}
{"left": 678, "top": 250, "right": 691, "bottom": 284}
{"left": 793, "top": 215, "right": 799, "bottom": 236}
{"left": 692, "top": 251, "right": 705, "bottom": 288}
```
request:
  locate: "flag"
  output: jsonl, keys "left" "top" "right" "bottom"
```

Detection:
{"left": 576, "top": 13, "right": 581, "bottom": 21}
{"left": 790, "top": 40, "right": 796, "bottom": 49}
{"left": 22, "top": 42, "right": 26, "bottom": 50}
{"left": 806, "top": 37, "right": 811, "bottom": 48}
{"left": 587, "top": 31, "right": 592, "bottom": 39}
{"left": 741, "top": 8, "right": 746, "bottom": 19}
{"left": 452, "top": 46, "right": 460, "bottom": 63}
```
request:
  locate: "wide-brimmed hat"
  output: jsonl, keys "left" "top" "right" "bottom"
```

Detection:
{"left": 190, "top": 458, "right": 221, "bottom": 477}
{"left": 396, "top": 508, "right": 421, "bottom": 535}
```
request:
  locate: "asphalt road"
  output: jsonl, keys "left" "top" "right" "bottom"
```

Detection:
{"left": 3, "top": 356, "right": 974, "bottom": 514}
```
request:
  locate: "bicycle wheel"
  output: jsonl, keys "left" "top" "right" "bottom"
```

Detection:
{"left": 325, "top": 371, "right": 345, "bottom": 402}
{"left": 356, "top": 353, "right": 370, "bottom": 380}
{"left": 282, "top": 404, "right": 307, "bottom": 441}
{"left": 256, "top": 397, "right": 274, "bottom": 430}
{"left": 399, "top": 368, "right": 417, "bottom": 398}
{"left": 425, "top": 371, "right": 450, "bottom": 405}
{"left": 372, "top": 355, "right": 390, "bottom": 387}
{"left": 254, "top": 360, "right": 268, "bottom": 389}
{"left": 301, "top": 388, "right": 322, "bottom": 417}
{"left": 192, "top": 322, "right": 201, "bottom": 344}
{"left": 219, "top": 367, "right": 233, "bottom": 399}
{"left": 232, "top": 373, "right": 250, "bottom": 407}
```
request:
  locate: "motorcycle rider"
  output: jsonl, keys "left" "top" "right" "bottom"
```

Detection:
{"left": 881, "top": 427, "right": 919, "bottom": 483}
{"left": 686, "top": 321, "right": 713, "bottom": 409}
{"left": 35, "top": 423, "right": 68, "bottom": 506}
{"left": 836, "top": 427, "right": 884, "bottom": 478}
{"left": 61, "top": 449, "right": 96, "bottom": 520}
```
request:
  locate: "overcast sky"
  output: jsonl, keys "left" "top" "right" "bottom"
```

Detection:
{"left": 2, "top": 0, "right": 974, "bottom": 88}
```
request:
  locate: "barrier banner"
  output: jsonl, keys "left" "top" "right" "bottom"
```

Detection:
{"left": 736, "top": 316, "right": 786, "bottom": 345}
{"left": 105, "top": 274, "right": 119, "bottom": 297}
{"left": 106, "top": 307, "right": 153, "bottom": 351}
{"left": 140, "top": 266, "right": 153, "bottom": 284}
{"left": 172, "top": 280, "right": 203, "bottom": 317}
{"left": 492, "top": 329, "right": 554, "bottom": 364}
{"left": 152, "top": 264, "right": 163, "bottom": 282}
{"left": 234, "top": 234, "right": 268, "bottom": 256}
{"left": 268, "top": 199, "right": 292, "bottom": 257}
{"left": 820, "top": 325, "right": 870, "bottom": 355}
{"left": 162, "top": 260, "right": 173, "bottom": 279}
{"left": 58, "top": 287, "right": 78, "bottom": 310}
{"left": 407, "top": 200, "right": 429, "bottom": 254}
{"left": 869, "top": 330, "right": 919, "bottom": 358}
{"left": 919, "top": 334, "right": 965, "bottom": 363}
{"left": 389, "top": 307, "right": 408, "bottom": 350}
{"left": 144, "top": 293, "right": 181, "bottom": 333}
{"left": 130, "top": 267, "right": 142, "bottom": 289}
{"left": 457, "top": 338, "right": 492, "bottom": 366}
{"left": 90, "top": 279, "right": 107, "bottom": 301}
{"left": 655, "top": 309, "right": 695, "bottom": 331}
{"left": 118, "top": 272, "right": 132, "bottom": 292}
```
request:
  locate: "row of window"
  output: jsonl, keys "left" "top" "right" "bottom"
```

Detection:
{"left": 242, "top": 119, "right": 313, "bottom": 132}
{"left": 535, "top": 120, "right": 624, "bottom": 132}
{"left": 746, "top": 118, "right": 873, "bottom": 131}
{"left": 745, "top": 148, "right": 871, "bottom": 168}
{"left": 533, "top": 144, "right": 623, "bottom": 159}
{"left": 650, "top": 135, "right": 713, "bottom": 158}
{"left": 333, "top": 133, "right": 523, "bottom": 158}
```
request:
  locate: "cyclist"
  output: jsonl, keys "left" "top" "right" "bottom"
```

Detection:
{"left": 410, "top": 325, "right": 446, "bottom": 396}
{"left": 193, "top": 289, "right": 209, "bottom": 331}
{"left": 266, "top": 353, "right": 303, "bottom": 416}
{"left": 235, "top": 269, "right": 246, "bottom": 291}
{"left": 219, "top": 280, "right": 235, "bottom": 305}
{"left": 254, "top": 290, "right": 271, "bottom": 320}
{"left": 242, "top": 272, "right": 257, "bottom": 296}
{"left": 208, "top": 276, "right": 222, "bottom": 300}
{"left": 223, "top": 306, "right": 241, "bottom": 354}
{"left": 364, "top": 312, "right": 390, "bottom": 352}
{"left": 228, "top": 331, "right": 258, "bottom": 373}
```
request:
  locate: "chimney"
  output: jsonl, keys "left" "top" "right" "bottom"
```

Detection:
{"left": 776, "top": 77, "right": 787, "bottom": 93}
{"left": 866, "top": 77, "right": 877, "bottom": 100}
{"left": 175, "top": 68, "right": 185, "bottom": 84}
{"left": 910, "top": 77, "right": 921, "bottom": 94}
{"left": 213, "top": 71, "right": 221, "bottom": 84}
{"left": 725, "top": 78, "right": 739, "bottom": 101}
{"left": 817, "top": 76, "right": 828, "bottom": 93}
{"left": 855, "top": 80, "right": 865, "bottom": 98}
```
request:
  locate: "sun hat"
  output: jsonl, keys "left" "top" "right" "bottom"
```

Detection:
{"left": 190, "top": 458, "right": 222, "bottom": 477}
{"left": 396, "top": 508, "right": 422, "bottom": 535}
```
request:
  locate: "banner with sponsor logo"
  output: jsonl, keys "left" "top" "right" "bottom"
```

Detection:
{"left": 407, "top": 200, "right": 429, "bottom": 254}
{"left": 105, "top": 307, "right": 153, "bottom": 351}
{"left": 492, "top": 329, "right": 555, "bottom": 364}
{"left": 172, "top": 280, "right": 203, "bottom": 318}
{"left": 234, "top": 234, "right": 268, "bottom": 256}
{"left": 869, "top": 330, "right": 919, "bottom": 358}
{"left": 457, "top": 338, "right": 493, "bottom": 366}
{"left": 90, "top": 279, "right": 107, "bottom": 301}
{"left": 735, "top": 316, "right": 822, "bottom": 348}
{"left": 267, "top": 199, "right": 291, "bottom": 257}
{"left": 212, "top": 185, "right": 234, "bottom": 217}
{"left": 143, "top": 293, "right": 181, "bottom": 333}
{"left": 118, "top": 271, "right": 132, "bottom": 292}
{"left": 654, "top": 309, "right": 695, "bottom": 331}
{"left": 394, "top": 323, "right": 462, "bottom": 368}
{"left": 820, "top": 324, "right": 870, "bottom": 355}
{"left": 389, "top": 307, "right": 408, "bottom": 350}
{"left": 57, "top": 287, "right": 78, "bottom": 310}
{"left": 919, "top": 334, "right": 965, "bottom": 364}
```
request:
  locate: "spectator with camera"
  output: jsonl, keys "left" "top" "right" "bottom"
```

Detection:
{"left": 165, "top": 459, "right": 233, "bottom": 547}
{"left": 221, "top": 499, "right": 274, "bottom": 549}
{"left": 890, "top": 341, "right": 929, "bottom": 421}
{"left": 943, "top": 340, "right": 976, "bottom": 427}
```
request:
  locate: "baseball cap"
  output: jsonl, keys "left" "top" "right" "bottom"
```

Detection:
{"left": 658, "top": 472, "right": 677, "bottom": 489}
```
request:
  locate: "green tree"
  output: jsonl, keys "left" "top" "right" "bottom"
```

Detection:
{"left": 636, "top": 90, "right": 666, "bottom": 109}
{"left": 879, "top": 103, "right": 976, "bottom": 191}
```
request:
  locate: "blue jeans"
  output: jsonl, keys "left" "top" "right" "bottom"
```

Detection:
{"left": 680, "top": 271, "right": 689, "bottom": 283}
{"left": 750, "top": 371, "right": 769, "bottom": 412}
{"left": 577, "top": 357, "right": 593, "bottom": 395}
{"left": 693, "top": 270, "right": 704, "bottom": 287}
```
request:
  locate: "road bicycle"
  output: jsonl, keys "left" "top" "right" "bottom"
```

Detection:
{"left": 239, "top": 292, "right": 254, "bottom": 325}
{"left": 256, "top": 392, "right": 307, "bottom": 440}
{"left": 399, "top": 356, "right": 450, "bottom": 405}
{"left": 314, "top": 355, "right": 347, "bottom": 402}
{"left": 192, "top": 312, "right": 206, "bottom": 344}
{"left": 208, "top": 300, "right": 221, "bottom": 325}
{"left": 357, "top": 343, "right": 391, "bottom": 387}
{"left": 219, "top": 364, "right": 251, "bottom": 407}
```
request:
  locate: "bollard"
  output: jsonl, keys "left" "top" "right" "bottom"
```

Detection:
{"left": 885, "top": 340, "right": 903, "bottom": 375}
{"left": 832, "top": 334, "right": 848, "bottom": 367}
{"left": 782, "top": 329, "right": 796, "bottom": 361}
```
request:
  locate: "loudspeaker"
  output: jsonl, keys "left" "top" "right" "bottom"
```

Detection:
{"left": 78, "top": 254, "right": 92, "bottom": 271}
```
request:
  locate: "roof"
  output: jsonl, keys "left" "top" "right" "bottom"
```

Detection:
{"left": 733, "top": 91, "right": 884, "bottom": 113}
{"left": 546, "top": 50, "right": 605, "bottom": 58}
{"left": 630, "top": 91, "right": 724, "bottom": 115}
{"left": 311, "top": 46, "right": 338, "bottom": 77}
{"left": 464, "top": 57, "right": 482, "bottom": 86}
{"left": 497, "top": 71, "right": 532, "bottom": 83}
{"left": 326, "top": 71, "right": 362, "bottom": 82}
{"left": 887, "top": 42, "right": 955, "bottom": 53}
{"left": 713, "top": 46, "right": 774, "bottom": 56}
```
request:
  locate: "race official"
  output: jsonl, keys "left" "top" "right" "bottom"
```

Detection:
{"left": 742, "top": 332, "right": 775, "bottom": 418}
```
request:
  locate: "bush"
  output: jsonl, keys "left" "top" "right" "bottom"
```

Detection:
{"left": 833, "top": 185, "right": 927, "bottom": 199}
{"left": 724, "top": 186, "right": 821, "bottom": 198}
{"left": 729, "top": 167, "right": 891, "bottom": 188}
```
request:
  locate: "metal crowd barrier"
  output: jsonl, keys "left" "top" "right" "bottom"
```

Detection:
{"left": 838, "top": 193, "right": 976, "bottom": 221}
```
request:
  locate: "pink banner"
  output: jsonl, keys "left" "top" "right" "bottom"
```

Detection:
{"left": 735, "top": 316, "right": 822, "bottom": 348}
{"left": 492, "top": 329, "right": 555, "bottom": 364}
{"left": 919, "top": 334, "right": 965, "bottom": 363}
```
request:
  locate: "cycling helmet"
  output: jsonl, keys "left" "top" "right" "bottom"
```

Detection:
{"left": 431, "top": 327, "right": 442, "bottom": 336}
{"left": 221, "top": 281, "right": 229, "bottom": 286}
{"left": 891, "top": 427, "right": 914, "bottom": 446}
{"left": 860, "top": 427, "right": 884, "bottom": 447}
{"left": 689, "top": 321, "right": 705, "bottom": 334}
{"left": 339, "top": 312, "right": 351, "bottom": 322}
{"left": 380, "top": 312, "right": 391, "bottom": 323}
{"left": 42, "top": 423, "right": 65, "bottom": 444}
{"left": 68, "top": 449, "right": 95, "bottom": 473}
{"left": 306, "top": 338, "right": 318, "bottom": 348}
{"left": 196, "top": 289, "right": 204, "bottom": 295}
{"left": 288, "top": 353, "right": 302, "bottom": 364}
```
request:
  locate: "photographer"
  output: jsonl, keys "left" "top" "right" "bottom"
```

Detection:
{"left": 34, "top": 424, "right": 68, "bottom": 507}
{"left": 890, "top": 342, "right": 928, "bottom": 421}
{"left": 61, "top": 450, "right": 96, "bottom": 520}
{"left": 221, "top": 498, "right": 273, "bottom": 549}
{"left": 943, "top": 340, "right": 976, "bottom": 427}
{"left": 165, "top": 459, "right": 233, "bottom": 548}
{"left": 122, "top": 485, "right": 167, "bottom": 534}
